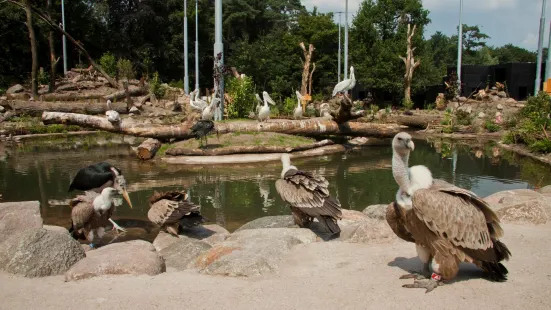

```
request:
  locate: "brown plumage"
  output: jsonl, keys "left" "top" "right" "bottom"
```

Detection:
{"left": 275, "top": 155, "right": 342, "bottom": 236}
{"left": 147, "top": 190, "right": 206, "bottom": 236}
{"left": 69, "top": 189, "right": 117, "bottom": 246}
{"left": 389, "top": 132, "right": 511, "bottom": 293}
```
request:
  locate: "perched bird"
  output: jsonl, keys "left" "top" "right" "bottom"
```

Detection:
{"left": 147, "top": 190, "right": 208, "bottom": 236}
{"left": 275, "top": 154, "right": 342, "bottom": 237}
{"left": 69, "top": 187, "right": 122, "bottom": 248}
{"left": 105, "top": 100, "right": 121, "bottom": 123}
{"left": 294, "top": 91, "right": 303, "bottom": 119}
{"left": 332, "top": 66, "right": 356, "bottom": 99}
{"left": 202, "top": 96, "right": 220, "bottom": 121}
{"left": 190, "top": 89, "right": 207, "bottom": 112}
{"left": 258, "top": 91, "right": 276, "bottom": 122}
{"left": 190, "top": 119, "right": 218, "bottom": 147}
{"left": 195, "top": 89, "right": 208, "bottom": 110}
{"left": 387, "top": 132, "right": 511, "bottom": 293}
{"left": 68, "top": 162, "right": 133, "bottom": 233}
{"left": 255, "top": 93, "right": 263, "bottom": 116}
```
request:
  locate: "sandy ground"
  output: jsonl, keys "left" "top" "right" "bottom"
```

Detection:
{"left": 1, "top": 223, "right": 550, "bottom": 310}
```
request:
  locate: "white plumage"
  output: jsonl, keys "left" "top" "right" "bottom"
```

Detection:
{"left": 332, "top": 66, "right": 356, "bottom": 97}
{"left": 255, "top": 93, "right": 263, "bottom": 116}
{"left": 202, "top": 93, "right": 220, "bottom": 121}
{"left": 190, "top": 89, "right": 208, "bottom": 111}
{"left": 258, "top": 91, "right": 276, "bottom": 122}
{"left": 294, "top": 91, "right": 303, "bottom": 119}
{"left": 105, "top": 100, "right": 120, "bottom": 123}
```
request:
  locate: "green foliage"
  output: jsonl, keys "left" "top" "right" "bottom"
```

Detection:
{"left": 441, "top": 110, "right": 457, "bottom": 133}
{"left": 226, "top": 76, "right": 256, "bottom": 119}
{"left": 424, "top": 102, "right": 435, "bottom": 110}
{"left": 150, "top": 72, "right": 166, "bottom": 99}
{"left": 168, "top": 80, "right": 185, "bottom": 89}
{"left": 282, "top": 97, "right": 297, "bottom": 116}
{"left": 506, "top": 92, "right": 551, "bottom": 153}
{"left": 455, "top": 110, "right": 472, "bottom": 126}
{"left": 99, "top": 52, "right": 117, "bottom": 77}
{"left": 402, "top": 98, "right": 414, "bottom": 110}
{"left": 484, "top": 120, "right": 501, "bottom": 132}
{"left": 117, "top": 58, "right": 135, "bottom": 80}
{"left": 38, "top": 68, "right": 49, "bottom": 86}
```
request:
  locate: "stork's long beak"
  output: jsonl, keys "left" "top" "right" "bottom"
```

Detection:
{"left": 407, "top": 140, "right": 415, "bottom": 151}
{"left": 121, "top": 188, "right": 133, "bottom": 209}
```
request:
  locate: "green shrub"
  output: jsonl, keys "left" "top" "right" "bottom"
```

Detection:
{"left": 169, "top": 80, "right": 185, "bottom": 89}
{"left": 455, "top": 110, "right": 472, "bottom": 126}
{"left": 150, "top": 72, "right": 165, "bottom": 99}
{"left": 99, "top": 52, "right": 117, "bottom": 77}
{"left": 38, "top": 67, "right": 49, "bottom": 85}
{"left": 506, "top": 92, "right": 551, "bottom": 153}
{"left": 402, "top": 98, "right": 414, "bottom": 110}
{"left": 282, "top": 97, "right": 297, "bottom": 116}
{"left": 117, "top": 58, "right": 135, "bottom": 80}
{"left": 226, "top": 76, "right": 256, "bottom": 118}
{"left": 485, "top": 120, "right": 501, "bottom": 133}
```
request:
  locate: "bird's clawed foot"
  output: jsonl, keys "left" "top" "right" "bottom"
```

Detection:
{"left": 399, "top": 272, "right": 427, "bottom": 280}
{"left": 401, "top": 273, "right": 443, "bottom": 294}
{"left": 109, "top": 218, "right": 127, "bottom": 234}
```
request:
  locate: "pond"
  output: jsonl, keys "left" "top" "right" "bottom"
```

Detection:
{"left": 1, "top": 136, "right": 550, "bottom": 241}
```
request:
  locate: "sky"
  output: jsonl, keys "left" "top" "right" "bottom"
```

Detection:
{"left": 301, "top": 0, "right": 551, "bottom": 52}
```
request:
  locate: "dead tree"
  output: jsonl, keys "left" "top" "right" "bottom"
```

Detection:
{"left": 23, "top": 0, "right": 38, "bottom": 98}
{"left": 299, "top": 42, "right": 315, "bottom": 112}
{"left": 46, "top": 0, "right": 59, "bottom": 93}
{"left": 399, "top": 24, "right": 421, "bottom": 105}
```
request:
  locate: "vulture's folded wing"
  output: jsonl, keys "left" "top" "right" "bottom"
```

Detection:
{"left": 148, "top": 199, "right": 199, "bottom": 226}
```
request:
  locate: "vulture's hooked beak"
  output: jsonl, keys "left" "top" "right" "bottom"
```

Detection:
{"left": 406, "top": 140, "right": 415, "bottom": 151}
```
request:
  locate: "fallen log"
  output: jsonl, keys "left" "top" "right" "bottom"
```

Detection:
{"left": 136, "top": 138, "right": 161, "bottom": 160}
{"left": 40, "top": 93, "right": 106, "bottom": 102}
{"left": 42, "top": 112, "right": 405, "bottom": 139}
{"left": 104, "top": 85, "right": 147, "bottom": 101}
{"left": 6, "top": 100, "right": 127, "bottom": 116}
{"left": 395, "top": 114, "right": 441, "bottom": 129}
{"left": 166, "top": 139, "right": 334, "bottom": 156}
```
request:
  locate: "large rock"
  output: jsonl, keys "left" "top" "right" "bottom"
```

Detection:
{"left": 235, "top": 215, "right": 296, "bottom": 232}
{"left": 0, "top": 201, "right": 43, "bottom": 244}
{"left": 180, "top": 224, "right": 230, "bottom": 246}
{"left": 64, "top": 240, "right": 166, "bottom": 281}
{"left": 194, "top": 228, "right": 318, "bottom": 277}
{"left": 0, "top": 228, "right": 85, "bottom": 277}
{"left": 158, "top": 234, "right": 212, "bottom": 271}
{"left": 6, "top": 84, "right": 24, "bottom": 94}
{"left": 538, "top": 185, "right": 551, "bottom": 196}
{"left": 338, "top": 209, "right": 397, "bottom": 244}
{"left": 485, "top": 189, "right": 551, "bottom": 223}
{"left": 362, "top": 204, "right": 388, "bottom": 220}
{"left": 43, "top": 225, "right": 69, "bottom": 234}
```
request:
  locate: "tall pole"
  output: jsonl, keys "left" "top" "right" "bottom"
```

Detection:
{"left": 195, "top": 0, "right": 199, "bottom": 92}
{"left": 61, "top": 0, "right": 67, "bottom": 75}
{"left": 214, "top": 0, "right": 224, "bottom": 120}
{"left": 338, "top": 12, "right": 342, "bottom": 83}
{"left": 456, "top": 0, "right": 463, "bottom": 96}
{"left": 183, "top": 0, "right": 190, "bottom": 95}
{"left": 535, "top": 0, "right": 547, "bottom": 95}
{"left": 545, "top": 20, "right": 551, "bottom": 82}
{"left": 344, "top": 0, "right": 349, "bottom": 80}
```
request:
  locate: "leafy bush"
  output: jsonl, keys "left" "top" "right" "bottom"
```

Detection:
{"left": 424, "top": 102, "right": 435, "bottom": 110}
{"left": 117, "top": 58, "right": 135, "bottom": 80}
{"left": 38, "top": 67, "right": 48, "bottom": 85}
{"left": 150, "top": 72, "right": 166, "bottom": 99}
{"left": 226, "top": 76, "right": 256, "bottom": 118}
{"left": 283, "top": 97, "right": 297, "bottom": 115}
{"left": 506, "top": 92, "right": 551, "bottom": 153}
{"left": 402, "top": 98, "right": 414, "bottom": 110}
{"left": 99, "top": 52, "right": 117, "bottom": 77}
{"left": 169, "top": 80, "right": 185, "bottom": 89}
{"left": 485, "top": 120, "right": 501, "bottom": 132}
{"left": 455, "top": 110, "right": 472, "bottom": 126}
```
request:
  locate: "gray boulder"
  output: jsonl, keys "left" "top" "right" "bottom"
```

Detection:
{"left": 538, "top": 185, "right": 551, "bottom": 196}
{"left": 362, "top": 204, "right": 388, "bottom": 220}
{"left": 159, "top": 234, "right": 212, "bottom": 271}
{"left": 180, "top": 224, "right": 230, "bottom": 245}
{"left": 65, "top": 240, "right": 166, "bottom": 281}
{"left": 235, "top": 215, "right": 296, "bottom": 232}
{"left": 485, "top": 189, "right": 551, "bottom": 223}
{"left": 338, "top": 209, "right": 397, "bottom": 244}
{"left": 0, "top": 228, "right": 85, "bottom": 277}
{"left": 0, "top": 201, "right": 42, "bottom": 244}
{"left": 194, "top": 228, "right": 318, "bottom": 277}
{"left": 43, "top": 225, "right": 69, "bottom": 234}
{"left": 6, "top": 84, "right": 24, "bottom": 94}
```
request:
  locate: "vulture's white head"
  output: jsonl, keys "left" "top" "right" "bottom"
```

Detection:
{"left": 280, "top": 153, "right": 297, "bottom": 178}
{"left": 392, "top": 132, "right": 414, "bottom": 156}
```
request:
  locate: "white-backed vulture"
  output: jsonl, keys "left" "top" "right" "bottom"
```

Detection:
{"left": 275, "top": 154, "right": 342, "bottom": 236}
{"left": 387, "top": 132, "right": 511, "bottom": 293}
{"left": 69, "top": 187, "right": 122, "bottom": 248}
{"left": 147, "top": 190, "right": 207, "bottom": 236}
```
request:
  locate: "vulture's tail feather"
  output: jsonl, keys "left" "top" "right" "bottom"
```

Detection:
{"left": 319, "top": 216, "right": 341, "bottom": 237}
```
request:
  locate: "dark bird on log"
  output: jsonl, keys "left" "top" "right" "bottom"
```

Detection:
{"left": 275, "top": 154, "right": 343, "bottom": 238}
{"left": 68, "top": 162, "right": 133, "bottom": 233}
{"left": 190, "top": 120, "right": 218, "bottom": 147}
{"left": 147, "top": 190, "right": 208, "bottom": 236}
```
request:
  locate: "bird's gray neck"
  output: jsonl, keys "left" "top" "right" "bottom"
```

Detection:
{"left": 392, "top": 149, "right": 410, "bottom": 193}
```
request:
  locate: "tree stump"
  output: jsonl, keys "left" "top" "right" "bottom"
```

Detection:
{"left": 137, "top": 138, "right": 162, "bottom": 160}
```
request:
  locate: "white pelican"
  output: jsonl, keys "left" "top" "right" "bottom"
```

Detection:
{"left": 202, "top": 95, "right": 220, "bottom": 121}
{"left": 68, "top": 162, "right": 133, "bottom": 233}
{"left": 387, "top": 132, "right": 511, "bottom": 293}
{"left": 294, "top": 91, "right": 303, "bottom": 119}
{"left": 105, "top": 100, "right": 120, "bottom": 123}
{"left": 258, "top": 91, "right": 276, "bottom": 122}
{"left": 275, "top": 154, "right": 342, "bottom": 237}
{"left": 194, "top": 89, "right": 208, "bottom": 110}
{"left": 147, "top": 189, "right": 207, "bottom": 236}
{"left": 255, "top": 93, "right": 263, "bottom": 116}
{"left": 331, "top": 66, "right": 356, "bottom": 99}
{"left": 69, "top": 187, "right": 123, "bottom": 248}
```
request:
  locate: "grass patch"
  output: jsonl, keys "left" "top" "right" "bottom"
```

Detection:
{"left": 172, "top": 132, "right": 315, "bottom": 150}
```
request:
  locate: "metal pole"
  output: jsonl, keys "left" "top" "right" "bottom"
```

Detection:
{"left": 545, "top": 20, "right": 551, "bottom": 82}
{"left": 195, "top": 0, "right": 199, "bottom": 91}
{"left": 535, "top": 0, "right": 547, "bottom": 95}
{"left": 214, "top": 0, "right": 224, "bottom": 120}
{"left": 61, "top": 0, "right": 67, "bottom": 75}
{"left": 344, "top": 0, "right": 349, "bottom": 80}
{"left": 338, "top": 12, "right": 341, "bottom": 83}
{"left": 456, "top": 0, "right": 463, "bottom": 96}
{"left": 183, "top": 0, "right": 189, "bottom": 94}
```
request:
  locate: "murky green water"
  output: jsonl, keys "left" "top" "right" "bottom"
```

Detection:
{"left": 1, "top": 136, "right": 550, "bottom": 241}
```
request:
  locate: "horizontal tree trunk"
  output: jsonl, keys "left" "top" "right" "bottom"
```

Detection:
{"left": 104, "top": 85, "right": 148, "bottom": 101}
{"left": 136, "top": 138, "right": 161, "bottom": 160}
{"left": 166, "top": 139, "right": 334, "bottom": 156}
{"left": 40, "top": 93, "right": 106, "bottom": 102}
{"left": 6, "top": 100, "right": 127, "bottom": 117}
{"left": 41, "top": 112, "right": 404, "bottom": 139}
{"left": 395, "top": 114, "right": 441, "bottom": 129}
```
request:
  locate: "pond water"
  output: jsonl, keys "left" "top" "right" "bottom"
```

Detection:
{"left": 1, "top": 136, "right": 550, "bottom": 241}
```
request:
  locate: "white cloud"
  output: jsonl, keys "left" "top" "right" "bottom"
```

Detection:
{"left": 522, "top": 32, "right": 539, "bottom": 49}
{"left": 422, "top": 0, "right": 518, "bottom": 11}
